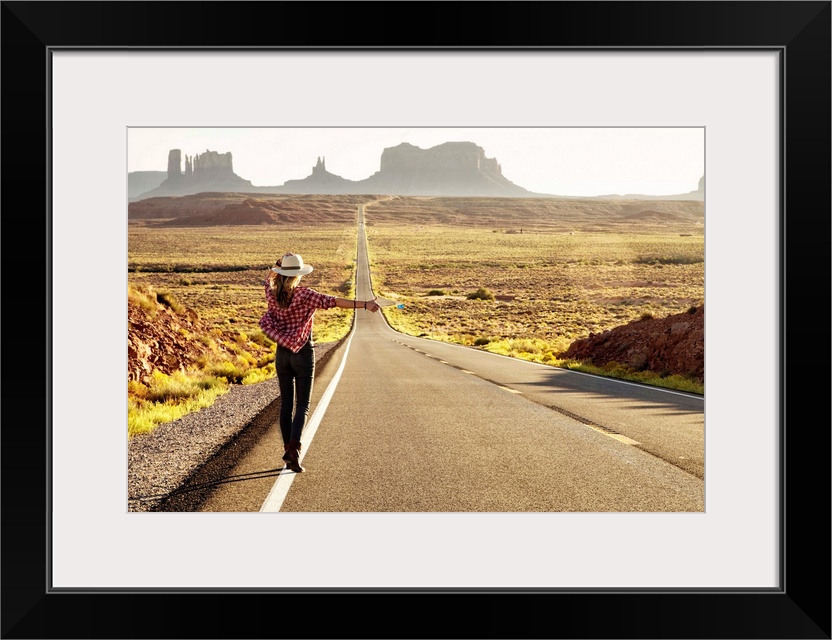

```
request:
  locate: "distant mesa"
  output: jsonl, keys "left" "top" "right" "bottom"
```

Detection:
{"left": 130, "top": 149, "right": 253, "bottom": 201}
{"left": 128, "top": 141, "right": 704, "bottom": 202}
{"left": 692, "top": 175, "right": 705, "bottom": 198}
{"left": 589, "top": 175, "right": 704, "bottom": 201}
{"left": 128, "top": 171, "right": 166, "bottom": 199}
{"left": 265, "top": 142, "right": 531, "bottom": 197}
{"left": 280, "top": 156, "right": 358, "bottom": 193}
{"left": 358, "top": 141, "right": 530, "bottom": 197}
{"left": 129, "top": 141, "right": 534, "bottom": 201}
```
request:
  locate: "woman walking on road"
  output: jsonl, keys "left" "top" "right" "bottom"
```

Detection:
{"left": 259, "top": 252, "right": 380, "bottom": 472}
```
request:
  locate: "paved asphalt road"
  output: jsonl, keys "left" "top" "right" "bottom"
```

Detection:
{"left": 200, "top": 205, "right": 704, "bottom": 513}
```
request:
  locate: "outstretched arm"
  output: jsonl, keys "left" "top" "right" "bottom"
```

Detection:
{"left": 333, "top": 296, "right": 380, "bottom": 313}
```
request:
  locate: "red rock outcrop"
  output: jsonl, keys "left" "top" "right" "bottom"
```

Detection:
{"left": 563, "top": 305, "right": 704, "bottom": 383}
{"left": 127, "top": 290, "right": 267, "bottom": 384}
{"left": 128, "top": 298, "right": 207, "bottom": 383}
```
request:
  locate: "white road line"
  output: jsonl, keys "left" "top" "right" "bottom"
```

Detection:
{"left": 259, "top": 325, "right": 356, "bottom": 513}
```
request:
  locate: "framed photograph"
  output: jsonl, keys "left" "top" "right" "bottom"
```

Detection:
{"left": 4, "top": 1, "right": 829, "bottom": 638}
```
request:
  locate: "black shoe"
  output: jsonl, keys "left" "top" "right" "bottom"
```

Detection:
{"left": 284, "top": 441, "right": 304, "bottom": 472}
{"left": 285, "top": 457, "right": 305, "bottom": 473}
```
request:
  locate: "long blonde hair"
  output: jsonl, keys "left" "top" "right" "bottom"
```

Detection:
{"left": 268, "top": 270, "right": 301, "bottom": 308}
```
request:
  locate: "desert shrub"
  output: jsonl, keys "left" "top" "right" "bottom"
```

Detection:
{"left": 479, "top": 337, "right": 570, "bottom": 365}
{"left": 248, "top": 330, "right": 271, "bottom": 346}
{"left": 144, "top": 370, "right": 224, "bottom": 403}
{"left": 634, "top": 255, "right": 703, "bottom": 265}
{"left": 128, "top": 284, "right": 158, "bottom": 317}
{"left": 205, "top": 360, "right": 248, "bottom": 384}
{"left": 427, "top": 289, "right": 446, "bottom": 296}
{"left": 127, "top": 379, "right": 149, "bottom": 400}
{"left": 197, "top": 335, "right": 217, "bottom": 351}
{"left": 128, "top": 375, "right": 230, "bottom": 437}
{"left": 241, "top": 363, "right": 275, "bottom": 385}
{"left": 133, "top": 264, "right": 250, "bottom": 274}
{"left": 466, "top": 287, "right": 495, "bottom": 301}
{"left": 557, "top": 359, "right": 703, "bottom": 395}
{"left": 602, "top": 361, "right": 631, "bottom": 376}
{"left": 235, "top": 351, "right": 257, "bottom": 367}
{"left": 156, "top": 291, "right": 184, "bottom": 314}
{"left": 255, "top": 353, "right": 275, "bottom": 368}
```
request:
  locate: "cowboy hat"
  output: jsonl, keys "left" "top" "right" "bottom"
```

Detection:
{"left": 270, "top": 253, "right": 314, "bottom": 276}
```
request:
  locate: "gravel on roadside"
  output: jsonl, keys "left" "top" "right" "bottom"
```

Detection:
{"left": 127, "top": 340, "right": 342, "bottom": 513}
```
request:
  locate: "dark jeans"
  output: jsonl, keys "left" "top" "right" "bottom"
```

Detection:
{"left": 275, "top": 339, "right": 315, "bottom": 444}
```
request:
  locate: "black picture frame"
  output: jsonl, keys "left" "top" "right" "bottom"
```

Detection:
{"left": 3, "top": 2, "right": 829, "bottom": 638}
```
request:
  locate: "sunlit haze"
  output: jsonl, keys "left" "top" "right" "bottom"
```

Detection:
{"left": 128, "top": 127, "right": 704, "bottom": 197}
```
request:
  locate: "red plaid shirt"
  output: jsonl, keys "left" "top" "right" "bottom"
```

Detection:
{"left": 259, "top": 282, "right": 337, "bottom": 352}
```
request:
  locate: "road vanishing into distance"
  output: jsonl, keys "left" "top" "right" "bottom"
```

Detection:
{"left": 198, "top": 204, "right": 705, "bottom": 513}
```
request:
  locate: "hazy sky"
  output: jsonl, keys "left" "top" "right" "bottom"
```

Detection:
{"left": 127, "top": 127, "right": 704, "bottom": 197}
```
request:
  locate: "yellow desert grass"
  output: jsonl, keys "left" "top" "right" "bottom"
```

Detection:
{"left": 129, "top": 224, "right": 358, "bottom": 340}
{"left": 364, "top": 218, "right": 703, "bottom": 392}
